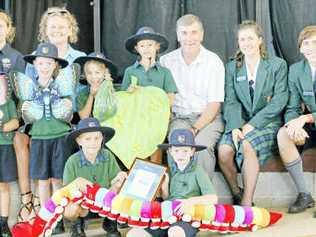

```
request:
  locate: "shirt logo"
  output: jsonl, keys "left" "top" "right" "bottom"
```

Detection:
{"left": 88, "top": 122, "right": 96, "bottom": 127}
{"left": 1, "top": 58, "right": 11, "bottom": 69}
{"left": 236, "top": 76, "right": 247, "bottom": 82}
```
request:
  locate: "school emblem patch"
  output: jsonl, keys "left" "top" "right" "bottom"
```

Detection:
{"left": 177, "top": 135, "right": 186, "bottom": 144}
{"left": 42, "top": 47, "right": 49, "bottom": 54}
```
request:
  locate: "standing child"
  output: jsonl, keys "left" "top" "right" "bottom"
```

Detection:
{"left": 127, "top": 129, "right": 218, "bottom": 237}
{"left": 20, "top": 42, "right": 73, "bottom": 213}
{"left": 63, "top": 117, "right": 127, "bottom": 237}
{"left": 122, "top": 26, "right": 178, "bottom": 164}
{"left": 0, "top": 78, "right": 19, "bottom": 237}
{"left": 74, "top": 52, "right": 117, "bottom": 119}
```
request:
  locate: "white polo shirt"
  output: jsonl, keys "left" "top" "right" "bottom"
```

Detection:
{"left": 160, "top": 46, "right": 225, "bottom": 115}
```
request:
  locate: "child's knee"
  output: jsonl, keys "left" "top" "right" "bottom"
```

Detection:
{"left": 168, "top": 226, "right": 185, "bottom": 237}
{"left": 0, "top": 182, "right": 9, "bottom": 191}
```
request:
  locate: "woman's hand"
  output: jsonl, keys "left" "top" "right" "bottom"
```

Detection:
{"left": 242, "top": 123, "right": 254, "bottom": 136}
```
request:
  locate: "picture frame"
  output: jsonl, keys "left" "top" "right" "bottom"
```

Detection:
{"left": 119, "top": 158, "right": 167, "bottom": 201}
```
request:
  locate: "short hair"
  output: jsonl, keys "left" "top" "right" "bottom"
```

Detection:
{"left": 38, "top": 6, "right": 79, "bottom": 43}
{"left": 83, "top": 60, "right": 113, "bottom": 81}
{"left": 176, "top": 14, "right": 204, "bottom": 32}
{"left": 297, "top": 25, "right": 316, "bottom": 48}
{"left": 0, "top": 11, "right": 15, "bottom": 43}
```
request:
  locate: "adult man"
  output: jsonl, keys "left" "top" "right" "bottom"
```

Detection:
{"left": 160, "top": 14, "right": 225, "bottom": 178}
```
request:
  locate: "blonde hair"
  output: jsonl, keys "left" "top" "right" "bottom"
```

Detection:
{"left": 38, "top": 6, "right": 79, "bottom": 43}
{"left": 0, "top": 11, "right": 15, "bottom": 43}
{"left": 235, "top": 20, "right": 267, "bottom": 68}
{"left": 83, "top": 60, "right": 113, "bottom": 81}
{"left": 176, "top": 14, "right": 204, "bottom": 32}
{"left": 297, "top": 25, "right": 316, "bottom": 48}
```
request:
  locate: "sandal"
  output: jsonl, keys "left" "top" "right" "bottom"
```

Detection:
{"left": 17, "top": 191, "right": 35, "bottom": 222}
{"left": 32, "top": 195, "right": 41, "bottom": 214}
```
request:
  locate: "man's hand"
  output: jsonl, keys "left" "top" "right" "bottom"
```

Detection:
{"left": 242, "top": 123, "right": 254, "bottom": 136}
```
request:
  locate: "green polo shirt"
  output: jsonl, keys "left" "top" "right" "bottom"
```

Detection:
{"left": 121, "top": 61, "right": 178, "bottom": 93}
{"left": 168, "top": 158, "right": 216, "bottom": 200}
{"left": 0, "top": 99, "right": 18, "bottom": 145}
{"left": 63, "top": 148, "right": 121, "bottom": 188}
{"left": 76, "top": 85, "right": 89, "bottom": 112}
{"left": 30, "top": 116, "right": 70, "bottom": 139}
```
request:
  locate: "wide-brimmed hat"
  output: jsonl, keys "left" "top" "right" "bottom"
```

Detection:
{"left": 68, "top": 117, "right": 115, "bottom": 143}
{"left": 74, "top": 52, "right": 118, "bottom": 77}
{"left": 24, "top": 42, "right": 68, "bottom": 68}
{"left": 158, "top": 129, "right": 206, "bottom": 151}
{"left": 125, "top": 26, "right": 169, "bottom": 54}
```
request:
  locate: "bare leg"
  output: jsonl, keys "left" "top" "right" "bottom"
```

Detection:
{"left": 241, "top": 140, "right": 259, "bottom": 206}
{"left": 38, "top": 180, "right": 51, "bottom": 207}
{"left": 218, "top": 144, "right": 240, "bottom": 195}
{"left": 0, "top": 183, "right": 10, "bottom": 217}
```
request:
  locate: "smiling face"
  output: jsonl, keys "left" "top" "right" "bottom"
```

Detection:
{"left": 84, "top": 61, "right": 107, "bottom": 88}
{"left": 0, "top": 18, "right": 9, "bottom": 44}
{"left": 135, "top": 39, "right": 160, "bottom": 60}
{"left": 46, "top": 15, "right": 71, "bottom": 45}
{"left": 177, "top": 22, "right": 204, "bottom": 55}
{"left": 33, "top": 56, "right": 57, "bottom": 81}
{"left": 300, "top": 34, "right": 316, "bottom": 65}
{"left": 76, "top": 131, "right": 103, "bottom": 158}
{"left": 169, "top": 146, "right": 195, "bottom": 170}
{"left": 238, "top": 27, "right": 262, "bottom": 58}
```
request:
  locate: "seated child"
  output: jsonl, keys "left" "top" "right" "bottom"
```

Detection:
{"left": 63, "top": 117, "right": 127, "bottom": 237}
{"left": 74, "top": 53, "right": 117, "bottom": 119}
{"left": 0, "top": 84, "right": 19, "bottom": 237}
{"left": 127, "top": 129, "right": 218, "bottom": 237}
{"left": 122, "top": 26, "right": 178, "bottom": 164}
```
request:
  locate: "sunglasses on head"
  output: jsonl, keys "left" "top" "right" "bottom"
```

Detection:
{"left": 47, "top": 9, "right": 69, "bottom": 16}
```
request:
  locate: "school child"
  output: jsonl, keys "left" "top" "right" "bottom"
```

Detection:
{"left": 122, "top": 26, "right": 178, "bottom": 164}
{"left": 127, "top": 129, "right": 218, "bottom": 237}
{"left": 74, "top": 52, "right": 117, "bottom": 119}
{"left": 63, "top": 117, "right": 127, "bottom": 237}
{"left": 0, "top": 79, "right": 19, "bottom": 237}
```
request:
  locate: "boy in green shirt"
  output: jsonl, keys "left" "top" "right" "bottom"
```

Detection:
{"left": 63, "top": 117, "right": 127, "bottom": 237}
{"left": 127, "top": 129, "right": 217, "bottom": 237}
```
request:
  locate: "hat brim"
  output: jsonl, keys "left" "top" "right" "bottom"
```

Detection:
{"left": 157, "top": 143, "right": 206, "bottom": 152}
{"left": 67, "top": 126, "right": 115, "bottom": 144}
{"left": 125, "top": 33, "right": 169, "bottom": 54}
{"left": 24, "top": 55, "right": 69, "bottom": 68}
{"left": 74, "top": 56, "right": 118, "bottom": 78}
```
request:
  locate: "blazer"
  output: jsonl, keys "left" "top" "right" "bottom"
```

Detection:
{"left": 223, "top": 56, "right": 288, "bottom": 133}
{"left": 285, "top": 59, "right": 316, "bottom": 126}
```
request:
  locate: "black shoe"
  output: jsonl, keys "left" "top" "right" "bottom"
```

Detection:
{"left": 0, "top": 222, "right": 12, "bottom": 237}
{"left": 288, "top": 192, "right": 315, "bottom": 214}
{"left": 232, "top": 188, "right": 243, "bottom": 205}
{"left": 103, "top": 218, "right": 121, "bottom": 237}
{"left": 52, "top": 220, "right": 65, "bottom": 235}
{"left": 70, "top": 218, "right": 86, "bottom": 237}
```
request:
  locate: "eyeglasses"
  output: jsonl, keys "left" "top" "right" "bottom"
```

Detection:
{"left": 47, "top": 9, "right": 70, "bottom": 16}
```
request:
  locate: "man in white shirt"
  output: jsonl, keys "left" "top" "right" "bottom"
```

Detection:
{"left": 160, "top": 14, "right": 225, "bottom": 178}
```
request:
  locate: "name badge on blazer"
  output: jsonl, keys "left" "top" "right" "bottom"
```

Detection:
{"left": 303, "top": 91, "right": 314, "bottom": 96}
{"left": 236, "top": 76, "right": 247, "bottom": 82}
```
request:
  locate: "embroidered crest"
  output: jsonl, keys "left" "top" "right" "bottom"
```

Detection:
{"left": 236, "top": 76, "right": 247, "bottom": 82}
{"left": 88, "top": 122, "right": 96, "bottom": 127}
{"left": 96, "top": 53, "right": 104, "bottom": 59}
{"left": 42, "top": 47, "right": 49, "bottom": 54}
{"left": 177, "top": 135, "right": 186, "bottom": 144}
{"left": 2, "top": 58, "right": 11, "bottom": 69}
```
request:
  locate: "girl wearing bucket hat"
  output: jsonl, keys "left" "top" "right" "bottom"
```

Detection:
{"left": 11, "top": 42, "right": 74, "bottom": 230}
{"left": 63, "top": 117, "right": 126, "bottom": 237}
{"left": 121, "top": 26, "right": 178, "bottom": 165}
{"left": 74, "top": 52, "right": 118, "bottom": 119}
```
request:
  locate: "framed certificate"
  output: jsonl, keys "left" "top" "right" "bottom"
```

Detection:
{"left": 119, "top": 159, "right": 167, "bottom": 201}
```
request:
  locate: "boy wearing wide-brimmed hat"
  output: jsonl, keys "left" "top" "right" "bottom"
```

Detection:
{"left": 122, "top": 26, "right": 178, "bottom": 164}
{"left": 63, "top": 117, "right": 126, "bottom": 237}
{"left": 127, "top": 129, "right": 217, "bottom": 237}
{"left": 74, "top": 52, "right": 117, "bottom": 119}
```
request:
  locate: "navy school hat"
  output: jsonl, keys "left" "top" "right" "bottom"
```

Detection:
{"left": 125, "top": 26, "right": 169, "bottom": 54}
{"left": 158, "top": 129, "right": 206, "bottom": 151}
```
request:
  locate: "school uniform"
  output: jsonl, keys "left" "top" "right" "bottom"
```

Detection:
{"left": 220, "top": 56, "right": 288, "bottom": 167}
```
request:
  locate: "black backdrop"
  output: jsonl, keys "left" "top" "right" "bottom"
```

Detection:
{"left": 5, "top": 0, "right": 316, "bottom": 81}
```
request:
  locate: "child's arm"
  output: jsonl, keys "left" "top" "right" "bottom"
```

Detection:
{"left": 1, "top": 118, "right": 19, "bottom": 132}
{"left": 78, "top": 93, "right": 95, "bottom": 119}
{"left": 167, "top": 93, "right": 175, "bottom": 107}
{"left": 110, "top": 171, "right": 127, "bottom": 193}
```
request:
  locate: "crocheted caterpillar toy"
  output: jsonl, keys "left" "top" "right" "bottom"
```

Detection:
{"left": 12, "top": 180, "right": 282, "bottom": 237}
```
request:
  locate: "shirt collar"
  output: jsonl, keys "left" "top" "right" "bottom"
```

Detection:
{"left": 0, "top": 44, "right": 11, "bottom": 55}
{"left": 177, "top": 45, "right": 206, "bottom": 65}
{"left": 133, "top": 60, "right": 162, "bottom": 72}
{"left": 79, "top": 150, "right": 107, "bottom": 167}
{"left": 170, "top": 155, "right": 197, "bottom": 175}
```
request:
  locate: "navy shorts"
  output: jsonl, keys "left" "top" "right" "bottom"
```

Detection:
{"left": 0, "top": 144, "right": 17, "bottom": 182}
{"left": 30, "top": 136, "right": 70, "bottom": 180}
{"left": 146, "top": 221, "right": 198, "bottom": 237}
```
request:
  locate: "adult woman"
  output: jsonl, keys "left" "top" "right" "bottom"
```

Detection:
{"left": 16, "top": 6, "right": 85, "bottom": 224}
{"left": 218, "top": 20, "right": 288, "bottom": 206}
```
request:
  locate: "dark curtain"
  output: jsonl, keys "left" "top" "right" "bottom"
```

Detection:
{"left": 270, "top": 0, "right": 316, "bottom": 65}
{"left": 10, "top": 0, "right": 93, "bottom": 54}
